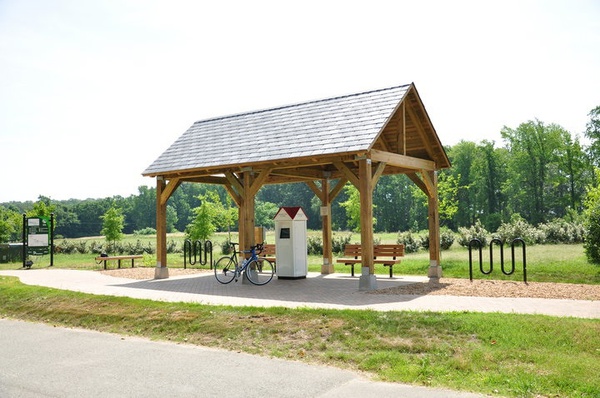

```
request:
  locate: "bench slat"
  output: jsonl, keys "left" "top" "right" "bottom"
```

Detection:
{"left": 336, "top": 244, "right": 404, "bottom": 278}
{"left": 95, "top": 255, "right": 143, "bottom": 270}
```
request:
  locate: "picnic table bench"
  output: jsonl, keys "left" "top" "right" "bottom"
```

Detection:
{"left": 95, "top": 255, "right": 143, "bottom": 270}
{"left": 336, "top": 244, "right": 404, "bottom": 278}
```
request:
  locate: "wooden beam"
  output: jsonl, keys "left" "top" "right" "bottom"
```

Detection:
{"left": 249, "top": 167, "right": 272, "bottom": 196}
{"left": 329, "top": 177, "right": 348, "bottom": 201}
{"left": 334, "top": 161, "right": 360, "bottom": 188}
{"left": 405, "top": 101, "right": 436, "bottom": 160}
{"left": 358, "top": 159, "right": 374, "bottom": 275}
{"left": 159, "top": 178, "right": 181, "bottom": 205}
{"left": 224, "top": 172, "right": 243, "bottom": 196}
{"left": 305, "top": 180, "right": 324, "bottom": 202}
{"left": 224, "top": 185, "right": 241, "bottom": 206}
{"left": 427, "top": 170, "right": 442, "bottom": 278}
{"left": 155, "top": 177, "right": 169, "bottom": 278}
{"left": 406, "top": 172, "right": 429, "bottom": 195}
{"left": 371, "top": 162, "right": 386, "bottom": 190}
{"left": 369, "top": 149, "right": 435, "bottom": 171}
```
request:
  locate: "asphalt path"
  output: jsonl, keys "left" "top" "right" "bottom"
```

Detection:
{"left": 0, "top": 319, "right": 487, "bottom": 398}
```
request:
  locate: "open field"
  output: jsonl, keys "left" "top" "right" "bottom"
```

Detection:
{"left": 4, "top": 231, "right": 598, "bottom": 285}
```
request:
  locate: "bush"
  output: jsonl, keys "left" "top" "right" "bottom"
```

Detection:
{"left": 307, "top": 236, "right": 323, "bottom": 255}
{"left": 440, "top": 228, "right": 455, "bottom": 250}
{"left": 584, "top": 203, "right": 600, "bottom": 264}
{"left": 457, "top": 220, "right": 489, "bottom": 247}
{"left": 494, "top": 215, "right": 545, "bottom": 245}
{"left": 134, "top": 227, "right": 157, "bottom": 235}
{"left": 332, "top": 233, "right": 353, "bottom": 255}
{"left": 539, "top": 219, "right": 585, "bottom": 244}
{"left": 397, "top": 231, "right": 420, "bottom": 253}
{"left": 221, "top": 239, "right": 233, "bottom": 255}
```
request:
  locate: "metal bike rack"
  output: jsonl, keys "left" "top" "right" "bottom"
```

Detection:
{"left": 183, "top": 239, "right": 213, "bottom": 269}
{"left": 468, "top": 238, "right": 527, "bottom": 283}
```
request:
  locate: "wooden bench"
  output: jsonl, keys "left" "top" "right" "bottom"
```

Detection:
{"left": 95, "top": 255, "right": 143, "bottom": 270}
{"left": 261, "top": 244, "right": 276, "bottom": 270}
{"left": 336, "top": 244, "right": 404, "bottom": 278}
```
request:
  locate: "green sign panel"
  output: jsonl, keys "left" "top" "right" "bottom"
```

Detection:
{"left": 27, "top": 216, "right": 51, "bottom": 255}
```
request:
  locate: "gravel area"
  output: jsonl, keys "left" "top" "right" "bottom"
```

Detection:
{"left": 371, "top": 278, "right": 600, "bottom": 301}
{"left": 99, "top": 268, "right": 600, "bottom": 301}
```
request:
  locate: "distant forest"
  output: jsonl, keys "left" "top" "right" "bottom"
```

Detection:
{"left": 2, "top": 109, "right": 600, "bottom": 241}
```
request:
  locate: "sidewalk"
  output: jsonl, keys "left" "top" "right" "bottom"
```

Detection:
{"left": 1, "top": 269, "right": 598, "bottom": 318}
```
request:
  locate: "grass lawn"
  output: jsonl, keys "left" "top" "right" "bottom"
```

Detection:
{"left": 4, "top": 231, "right": 598, "bottom": 285}
{"left": 0, "top": 276, "right": 598, "bottom": 398}
{"left": 1, "top": 231, "right": 599, "bottom": 396}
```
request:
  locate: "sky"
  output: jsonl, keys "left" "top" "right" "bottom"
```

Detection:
{"left": 1, "top": 0, "right": 599, "bottom": 203}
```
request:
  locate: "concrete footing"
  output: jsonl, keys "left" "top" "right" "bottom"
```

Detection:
{"left": 154, "top": 265, "right": 169, "bottom": 279}
{"left": 359, "top": 267, "right": 378, "bottom": 291}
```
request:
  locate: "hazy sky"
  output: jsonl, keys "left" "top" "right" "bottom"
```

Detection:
{"left": 1, "top": 0, "right": 599, "bottom": 203}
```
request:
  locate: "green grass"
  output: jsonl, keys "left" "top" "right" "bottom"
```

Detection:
{"left": 3, "top": 231, "right": 599, "bottom": 285}
{"left": 0, "top": 275, "right": 598, "bottom": 397}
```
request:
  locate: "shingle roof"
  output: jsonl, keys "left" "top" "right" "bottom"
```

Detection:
{"left": 143, "top": 84, "right": 411, "bottom": 176}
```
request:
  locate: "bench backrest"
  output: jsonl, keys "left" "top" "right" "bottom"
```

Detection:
{"left": 343, "top": 244, "right": 404, "bottom": 259}
{"left": 262, "top": 244, "right": 276, "bottom": 256}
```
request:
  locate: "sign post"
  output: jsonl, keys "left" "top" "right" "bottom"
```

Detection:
{"left": 22, "top": 213, "right": 54, "bottom": 268}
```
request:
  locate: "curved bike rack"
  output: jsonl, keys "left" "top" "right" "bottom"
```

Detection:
{"left": 183, "top": 239, "right": 213, "bottom": 269}
{"left": 468, "top": 237, "right": 527, "bottom": 283}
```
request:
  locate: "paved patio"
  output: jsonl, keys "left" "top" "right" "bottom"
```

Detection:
{"left": 1, "top": 269, "right": 598, "bottom": 318}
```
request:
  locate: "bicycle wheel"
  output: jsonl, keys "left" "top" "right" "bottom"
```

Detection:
{"left": 244, "top": 258, "right": 274, "bottom": 286}
{"left": 214, "top": 256, "right": 237, "bottom": 284}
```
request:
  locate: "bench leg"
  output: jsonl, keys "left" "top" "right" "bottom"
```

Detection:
{"left": 389, "top": 265, "right": 393, "bottom": 278}
{"left": 103, "top": 260, "right": 107, "bottom": 270}
{"left": 351, "top": 264, "right": 355, "bottom": 277}
{"left": 118, "top": 259, "right": 121, "bottom": 269}
{"left": 131, "top": 258, "right": 135, "bottom": 268}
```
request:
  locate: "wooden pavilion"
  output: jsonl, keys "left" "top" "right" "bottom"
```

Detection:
{"left": 143, "top": 83, "right": 450, "bottom": 290}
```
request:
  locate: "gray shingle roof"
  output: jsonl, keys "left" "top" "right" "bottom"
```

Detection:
{"left": 143, "top": 84, "right": 411, "bottom": 176}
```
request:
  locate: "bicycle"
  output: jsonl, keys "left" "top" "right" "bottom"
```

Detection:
{"left": 214, "top": 242, "right": 275, "bottom": 285}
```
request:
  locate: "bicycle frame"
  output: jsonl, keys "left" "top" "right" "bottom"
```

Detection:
{"left": 214, "top": 242, "right": 274, "bottom": 285}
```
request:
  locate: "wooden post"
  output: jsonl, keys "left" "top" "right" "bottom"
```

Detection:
{"left": 358, "top": 158, "right": 376, "bottom": 290}
{"left": 155, "top": 177, "right": 169, "bottom": 279}
{"left": 240, "top": 171, "right": 256, "bottom": 256}
{"left": 321, "top": 179, "right": 334, "bottom": 274}
{"left": 427, "top": 171, "right": 442, "bottom": 278}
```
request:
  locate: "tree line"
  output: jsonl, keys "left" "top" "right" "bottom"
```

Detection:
{"left": 1, "top": 107, "right": 599, "bottom": 243}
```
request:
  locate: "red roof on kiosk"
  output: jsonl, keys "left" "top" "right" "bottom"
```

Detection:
{"left": 274, "top": 207, "right": 307, "bottom": 220}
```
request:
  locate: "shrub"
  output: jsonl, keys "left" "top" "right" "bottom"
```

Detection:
{"left": 134, "top": 227, "right": 156, "bottom": 235}
{"left": 221, "top": 239, "right": 233, "bottom": 255}
{"left": 397, "top": 231, "right": 420, "bottom": 253}
{"left": 441, "top": 228, "right": 455, "bottom": 250}
{"left": 166, "top": 240, "right": 180, "bottom": 254}
{"left": 75, "top": 241, "right": 88, "bottom": 254}
{"left": 457, "top": 220, "right": 489, "bottom": 247}
{"left": 494, "top": 215, "right": 545, "bottom": 245}
{"left": 584, "top": 202, "right": 600, "bottom": 264}
{"left": 332, "top": 233, "right": 353, "bottom": 255}
{"left": 307, "top": 236, "right": 323, "bottom": 255}
{"left": 539, "top": 219, "right": 585, "bottom": 244}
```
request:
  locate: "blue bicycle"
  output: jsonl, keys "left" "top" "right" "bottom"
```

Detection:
{"left": 214, "top": 242, "right": 275, "bottom": 285}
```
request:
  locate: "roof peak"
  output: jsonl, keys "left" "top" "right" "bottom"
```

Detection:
{"left": 193, "top": 83, "right": 413, "bottom": 126}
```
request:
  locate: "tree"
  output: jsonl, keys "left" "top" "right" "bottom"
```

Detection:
{"left": 583, "top": 170, "right": 600, "bottom": 264}
{"left": 186, "top": 191, "right": 237, "bottom": 241}
{"left": 101, "top": 206, "right": 125, "bottom": 248}
{"left": 255, "top": 200, "right": 278, "bottom": 228}
{"left": 340, "top": 184, "right": 377, "bottom": 232}
{"left": 584, "top": 106, "right": 600, "bottom": 166}
{"left": 501, "top": 120, "right": 564, "bottom": 224}
{"left": 0, "top": 206, "right": 21, "bottom": 243}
